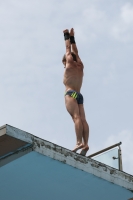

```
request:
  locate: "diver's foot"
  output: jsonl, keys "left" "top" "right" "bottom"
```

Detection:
{"left": 80, "top": 146, "right": 89, "bottom": 156}
{"left": 72, "top": 143, "right": 83, "bottom": 153}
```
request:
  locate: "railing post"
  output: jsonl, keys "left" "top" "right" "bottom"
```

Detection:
{"left": 118, "top": 145, "right": 123, "bottom": 171}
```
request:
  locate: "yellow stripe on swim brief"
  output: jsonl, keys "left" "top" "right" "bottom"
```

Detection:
{"left": 71, "top": 92, "right": 76, "bottom": 98}
{"left": 75, "top": 94, "right": 78, "bottom": 99}
{"left": 71, "top": 92, "right": 77, "bottom": 99}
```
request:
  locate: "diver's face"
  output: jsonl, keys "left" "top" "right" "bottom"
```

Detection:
{"left": 63, "top": 61, "right": 66, "bottom": 68}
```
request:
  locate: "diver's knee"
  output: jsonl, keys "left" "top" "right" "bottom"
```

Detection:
{"left": 73, "top": 114, "right": 81, "bottom": 122}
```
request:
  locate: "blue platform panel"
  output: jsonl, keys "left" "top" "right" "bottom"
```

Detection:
{"left": 0, "top": 151, "right": 132, "bottom": 200}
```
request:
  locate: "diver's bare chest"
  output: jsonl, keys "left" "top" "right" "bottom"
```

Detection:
{"left": 65, "top": 69, "right": 82, "bottom": 76}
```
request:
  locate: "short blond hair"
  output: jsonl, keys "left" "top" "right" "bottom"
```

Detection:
{"left": 62, "top": 52, "right": 77, "bottom": 63}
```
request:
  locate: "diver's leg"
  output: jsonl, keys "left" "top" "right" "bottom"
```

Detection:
{"left": 65, "top": 95, "right": 83, "bottom": 152}
{"left": 78, "top": 104, "right": 89, "bottom": 155}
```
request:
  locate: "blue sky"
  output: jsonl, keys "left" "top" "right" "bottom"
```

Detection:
{"left": 0, "top": 0, "right": 133, "bottom": 175}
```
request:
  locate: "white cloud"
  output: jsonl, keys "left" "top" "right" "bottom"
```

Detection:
{"left": 103, "top": 63, "right": 116, "bottom": 85}
{"left": 121, "top": 3, "right": 133, "bottom": 24}
{"left": 104, "top": 130, "right": 133, "bottom": 175}
{"left": 82, "top": 6, "right": 107, "bottom": 39}
{"left": 83, "top": 6, "right": 105, "bottom": 24}
{"left": 111, "top": 3, "right": 133, "bottom": 42}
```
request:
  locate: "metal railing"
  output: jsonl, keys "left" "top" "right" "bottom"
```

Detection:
{"left": 88, "top": 142, "right": 123, "bottom": 171}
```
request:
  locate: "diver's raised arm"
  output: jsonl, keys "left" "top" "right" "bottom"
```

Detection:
{"left": 63, "top": 29, "right": 71, "bottom": 56}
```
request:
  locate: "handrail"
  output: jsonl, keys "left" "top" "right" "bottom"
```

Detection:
{"left": 88, "top": 142, "right": 122, "bottom": 158}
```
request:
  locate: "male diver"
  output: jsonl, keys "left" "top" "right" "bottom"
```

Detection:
{"left": 62, "top": 28, "right": 89, "bottom": 156}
